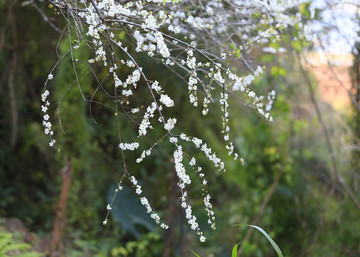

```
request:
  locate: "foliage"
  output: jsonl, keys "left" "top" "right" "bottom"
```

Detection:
{"left": 189, "top": 225, "right": 283, "bottom": 257}
{"left": 0, "top": 227, "right": 42, "bottom": 257}
{"left": 110, "top": 232, "right": 163, "bottom": 257}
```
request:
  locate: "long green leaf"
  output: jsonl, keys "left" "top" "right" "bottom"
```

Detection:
{"left": 248, "top": 225, "right": 284, "bottom": 257}
{"left": 231, "top": 243, "right": 240, "bottom": 257}
{"left": 188, "top": 248, "right": 201, "bottom": 257}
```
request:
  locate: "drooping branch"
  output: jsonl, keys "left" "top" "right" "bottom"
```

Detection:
{"left": 40, "top": 0, "right": 313, "bottom": 243}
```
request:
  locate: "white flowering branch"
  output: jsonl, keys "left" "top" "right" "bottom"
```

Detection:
{"left": 41, "top": 0, "right": 308, "bottom": 242}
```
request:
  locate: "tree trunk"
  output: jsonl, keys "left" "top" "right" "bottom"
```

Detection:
{"left": 50, "top": 159, "right": 73, "bottom": 256}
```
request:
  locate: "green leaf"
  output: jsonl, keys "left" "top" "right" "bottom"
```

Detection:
{"left": 229, "top": 43, "right": 237, "bottom": 50}
{"left": 188, "top": 248, "right": 201, "bottom": 257}
{"left": 233, "top": 224, "right": 283, "bottom": 257}
{"left": 235, "top": 49, "right": 242, "bottom": 59}
{"left": 231, "top": 243, "right": 240, "bottom": 257}
{"left": 260, "top": 54, "right": 274, "bottom": 63}
{"left": 291, "top": 40, "right": 302, "bottom": 52}
{"left": 248, "top": 225, "right": 284, "bottom": 257}
{"left": 299, "top": 3, "right": 311, "bottom": 17}
{"left": 271, "top": 66, "right": 287, "bottom": 77}
{"left": 269, "top": 41, "right": 280, "bottom": 50}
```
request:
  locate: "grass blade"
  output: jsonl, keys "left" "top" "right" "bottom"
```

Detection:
{"left": 248, "top": 225, "right": 284, "bottom": 257}
{"left": 188, "top": 248, "right": 201, "bottom": 257}
{"left": 232, "top": 243, "right": 240, "bottom": 257}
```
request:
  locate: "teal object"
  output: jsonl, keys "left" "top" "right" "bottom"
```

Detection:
{"left": 107, "top": 185, "right": 156, "bottom": 238}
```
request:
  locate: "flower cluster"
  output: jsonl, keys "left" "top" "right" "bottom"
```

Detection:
{"left": 119, "top": 142, "right": 139, "bottom": 151}
{"left": 138, "top": 102, "right": 157, "bottom": 137}
{"left": 41, "top": 89, "right": 55, "bottom": 147}
{"left": 173, "top": 145, "right": 207, "bottom": 241}
{"left": 220, "top": 92, "right": 234, "bottom": 157}
{"left": 185, "top": 50, "right": 198, "bottom": 107}
{"left": 164, "top": 118, "right": 176, "bottom": 132}
{"left": 204, "top": 194, "right": 215, "bottom": 230}
{"left": 136, "top": 149, "right": 152, "bottom": 163}
{"left": 170, "top": 134, "right": 218, "bottom": 241}
{"left": 130, "top": 175, "right": 169, "bottom": 229}
{"left": 180, "top": 133, "right": 226, "bottom": 173}
{"left": 159, "top": 94, "right": 174, "bottom": 108}
{"left": 187, "top": 157, "right": 216, "bottom": 231}
{"left": 103, "top": 183, "right": 124, "bottom": 226}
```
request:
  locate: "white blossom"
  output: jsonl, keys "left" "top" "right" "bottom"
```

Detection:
{"left": 119, "top": 142, "right": 139, "bottom": 151}
{"left": 159, "top": 94, "right": 174, "bottom": 107}
{"left": 164, "top": 118, "right": 176, "bottom": 131}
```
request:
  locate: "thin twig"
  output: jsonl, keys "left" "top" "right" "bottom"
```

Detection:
{"left": 31, "top": 2, "right": 63, "bottom": 34}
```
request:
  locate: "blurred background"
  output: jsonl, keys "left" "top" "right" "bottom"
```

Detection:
{"left": 1, "top": 1, "right": 360, "bottom": 256}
